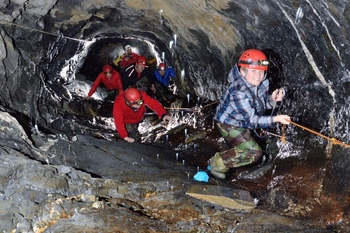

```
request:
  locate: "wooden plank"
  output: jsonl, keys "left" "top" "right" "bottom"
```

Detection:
{"left": 186, "top": 185, "right": 256, "bottom": 209}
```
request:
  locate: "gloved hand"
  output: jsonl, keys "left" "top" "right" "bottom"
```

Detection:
{"left": 162, "top": 115, "right": 171, "bottom": 123}
{"left": 124, "top": 137, "right": 135, "bottom": 143}
{"left": 151, "top": 84, "right": 156, "bottom": 93}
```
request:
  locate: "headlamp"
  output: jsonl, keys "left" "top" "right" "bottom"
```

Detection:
{"left": 135, "top": 99, "right": 144, "bottom": 106}
{"left": 126, "top": 98, "right": 144, "bottom": 106}
{"left": 238, "top": 60, "right": 270, "bottom": 66}
{"left": 257, "top": 60, "right": 269, "bottom": 66}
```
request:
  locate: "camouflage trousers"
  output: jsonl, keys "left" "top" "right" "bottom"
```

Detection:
{"left": 136, "top": 77, "right": 153, "bottom": 93}
{"left": 154, "top": 82, "right": 169, "bottom": 103}
{"left": 125, "top": 123, "right": 141, "bottom": 142}
{"left": 216, "top": 123, "right": 262, "bottom": 168}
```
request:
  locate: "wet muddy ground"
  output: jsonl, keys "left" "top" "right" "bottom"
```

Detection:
{"left": 68, "top": 94, "right": 350, "bottom": 232}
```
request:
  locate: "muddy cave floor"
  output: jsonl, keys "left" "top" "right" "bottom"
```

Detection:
{"left": 64, "top": 95, "right": 345, "bottom": 231}
{"left": 84, "top": 95, "right": 294, "bottom": 192}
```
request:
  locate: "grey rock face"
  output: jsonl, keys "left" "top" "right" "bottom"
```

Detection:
{"left": 0, "top": 0, "right": 349, "bottom": 232}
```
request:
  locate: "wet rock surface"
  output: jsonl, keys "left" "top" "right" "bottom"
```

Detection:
{"left": 0, "top": 111, "right": 330, "bottom": 232}
{"left": 0, "top": 108, "right": 345, "bottom": 232}
{"left": 1, "top": 0, "right": 350, "bottom": 232}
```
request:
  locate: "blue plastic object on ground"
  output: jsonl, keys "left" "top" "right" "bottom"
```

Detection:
{"left": 193, "top": 171, "right": 209, "bottom": 182}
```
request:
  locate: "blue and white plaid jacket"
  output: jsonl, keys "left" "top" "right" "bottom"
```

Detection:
{"left": 214, "top": 64, "right": 276, "bottom": 129}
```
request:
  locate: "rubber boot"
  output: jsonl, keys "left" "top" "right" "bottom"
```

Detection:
{"left": 238, "top": 164, "right": 273, "bottom": 180}
{"left": 209, "top": 153, "right": 229, "bottom": 179}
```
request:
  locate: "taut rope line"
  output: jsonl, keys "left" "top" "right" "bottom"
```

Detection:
{"left": 201, "top": 100, "right": 219, "bottom": 109}
{"left": 289, "top": 120, "right": 350, "bottom": 148}
{"left": 0, "top": 20, "right": 93, "bottom": 43}
{"left": 165, "top": 100, "right": 219, "bottom": 112}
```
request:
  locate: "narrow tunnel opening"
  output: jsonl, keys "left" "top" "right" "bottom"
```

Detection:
{"left": 71, "top": 36, "right": 182, "bottom": 106}
{"left": 79, "top": 38, "right": 163, "bottom": 82}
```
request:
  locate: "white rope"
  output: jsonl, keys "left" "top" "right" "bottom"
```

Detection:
{"left": 0, "top": 20, "right": 94, "bottom": 43}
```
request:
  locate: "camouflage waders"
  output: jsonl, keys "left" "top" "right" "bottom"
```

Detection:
{"left": 155, "top": 82, "right": 169, "bottom": 103}
{"left": 136, "top": 77, "right": 152, "bottom": 93}
{"left": 215, "top": 122, "right": 262, "bottom": 168}
{"left": 125, "top": 123, "right": 141, "bottom": 142}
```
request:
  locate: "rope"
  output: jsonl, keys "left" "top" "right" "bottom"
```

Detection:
{"left": 165, "top": 100, "right": 219, "bottom": 112}
{"left": 254, "top": 93, "right": 281, "bottom": 139}
{"left": 165, "top": 107, "right": 192, "bottom": 111}
{"left": 289, "top": 120, "right": 350, "bottom": 148}
{"left": 201, "top": 100, "right": 219, "bottom": 109}
{"left": 0, "top": 20, "right": 94, "bottom": 43}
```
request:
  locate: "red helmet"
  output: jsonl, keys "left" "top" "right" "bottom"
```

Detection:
{"left": 124, "top": 88, "right": 142, "bottom": 104}
{"left": 158, "top": 63, "right": 166, "bottom": 71}
{"left": 137, "top": 56, "right": 147, "bottom": 65}
{"left": 103, "top": 64, "right": 112, "bottom": 72}
{"left": 238, "top": 49, "right": 269, "bottom": 71}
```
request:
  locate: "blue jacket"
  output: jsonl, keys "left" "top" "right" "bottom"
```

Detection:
{"left": 154, "top": 67, "right": 176, "bottom": 86}
{"left": 213, "top": 64, "right": 276, "bottom": 129}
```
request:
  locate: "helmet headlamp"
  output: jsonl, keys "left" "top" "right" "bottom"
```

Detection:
{"left": 238, "top": 59, "right": 269, "bottom": 66}
{"left": 126, "top": 98, "right": 144, "bottom": 106}
{"left": 137, "top": 60, "right": 146, "bottom": 65}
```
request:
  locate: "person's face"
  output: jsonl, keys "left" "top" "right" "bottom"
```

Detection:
{"left": 158, "top": 69, "right": 165, "bottom": 76}
{"left": 241, "top": 68, "right": 265, "bottom": 86}
{"left": 104, "top": 71, "right": 112, "bottom": 78}
{"left": 136, "top": 61, "right": 146, "bottom": 72}
{"left": 126, "top": 48, "right": 132, "bottom": 55}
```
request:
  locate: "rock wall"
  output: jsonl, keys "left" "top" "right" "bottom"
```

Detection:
{"left": 0, "top": 0, "right": 350, "bottom": 231}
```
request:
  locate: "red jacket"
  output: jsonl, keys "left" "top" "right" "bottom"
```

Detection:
{"left": 121, "top": 52, "right": 140, "bottom": 68}
{"left": 113, "top": 90, "right": 167, "bottom": 138}
{"left": 88, "top": 70, "right": 123, "bottom": 97}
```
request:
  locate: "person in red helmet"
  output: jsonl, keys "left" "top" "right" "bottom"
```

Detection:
{"left": 154, "top": 62, "right": 176, "bottom": 87}
{"left": 208, "top": 49, "right": 291, "bottom": 180}
{"left": 122, "top": 56, "right": 156, "bottom": 94}
{"left": 87, "top": 64, "right": 123, "bottom": 99}
{"left": 120, "top": 45, "right": 140, "bottom": 70}
{"left": 113, "top": 87, "right": 171, "bottom": 143}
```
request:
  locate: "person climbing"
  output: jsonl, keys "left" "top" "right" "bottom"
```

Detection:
{"left": 86, "top": 64, "right": 123, "bottom": 100}
{"left": 122, "top": 56, "right": 156, "bottom": 94}
{"left": 154, "top": 62, "right": 177, "bottom": 104}
{"left": 154, "top": 63, "right": 176, "bottom": 87}
{"left": 120, "top": 45, "right": 140, "bottom": 70}
{"left": 208, "top": 49, "right": 291, "bottom": 179}
{"left": 113, "top": 87, "right": 171, "bottom": 143}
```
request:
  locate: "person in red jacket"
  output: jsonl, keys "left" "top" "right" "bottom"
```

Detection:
{"left": 87, "top": 64, "right": 123, "bottom": 100}
{"left": 113, "top": 87, "right": 171, "bottom": 143}
{"left": 120, "top": 45, "right": 140, "bottom": 70}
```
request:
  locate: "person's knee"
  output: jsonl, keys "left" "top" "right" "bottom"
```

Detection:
{"left": 248, "top": 148, "right": 262, "bottom": 162}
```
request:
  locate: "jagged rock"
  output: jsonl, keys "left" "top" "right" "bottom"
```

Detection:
{"left": 0, "top": 0, "right": 349, "bottom": 232}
